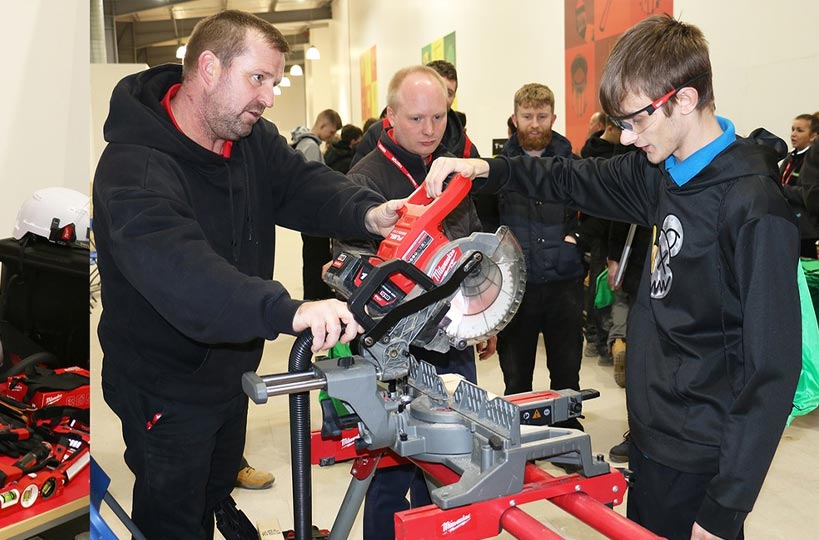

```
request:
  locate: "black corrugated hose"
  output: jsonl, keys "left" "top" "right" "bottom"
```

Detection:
{"left": 289, "top": 330, "right": 315, "bottom": 540}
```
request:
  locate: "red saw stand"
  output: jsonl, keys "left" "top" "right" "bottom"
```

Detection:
{"left": 310, "top": 395, "right": 663, "bottom": 540}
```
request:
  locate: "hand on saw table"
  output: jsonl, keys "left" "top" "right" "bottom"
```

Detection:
{"left": 292, "top": 299, "right": 363, "bottom": 353}
{"left": 424, "top": 157, "right": 490, "bottom": 198}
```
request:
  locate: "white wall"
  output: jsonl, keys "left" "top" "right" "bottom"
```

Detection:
{"left": 0, "top": 0, "right": 89, "bottom": 236}
{"left": 305, "top": 0, "right": 354, "bottom": 126}
{"left": 343, "top": 0, "right": 819, "bottom": 157}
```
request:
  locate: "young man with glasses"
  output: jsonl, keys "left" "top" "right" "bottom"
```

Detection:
{"left": 423, "top": 15, "right": 800, "bottom": 540}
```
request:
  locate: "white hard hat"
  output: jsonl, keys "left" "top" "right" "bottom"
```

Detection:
{"left": 12, "top": 187, "right": 91, "bottom": 247}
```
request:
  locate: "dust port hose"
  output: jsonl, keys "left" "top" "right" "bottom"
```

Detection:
{"left": 289, "top": 331, "right": 315, "bottom": 540}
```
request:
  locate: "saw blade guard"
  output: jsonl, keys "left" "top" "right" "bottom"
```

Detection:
{"left": 424, "top": 226, "right": 526, "bottom": 347}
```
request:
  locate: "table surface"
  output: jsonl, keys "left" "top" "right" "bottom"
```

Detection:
{"left": 0, "top": 466, "right": 89, "bottom": 540}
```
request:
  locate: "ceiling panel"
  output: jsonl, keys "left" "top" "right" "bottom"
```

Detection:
{"left": 106, "top": 0, "right": 331, "bottom": 66}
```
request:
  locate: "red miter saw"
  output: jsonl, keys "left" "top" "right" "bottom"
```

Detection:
{"left": 324, "top": 173, "right": 526, "bottom": 379}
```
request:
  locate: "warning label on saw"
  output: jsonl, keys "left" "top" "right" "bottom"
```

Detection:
{"left": 403, "top": 232, "right": 433, "bottom": 265}
{"left": 520, "top": 404, "right": 553, "bottom": 426}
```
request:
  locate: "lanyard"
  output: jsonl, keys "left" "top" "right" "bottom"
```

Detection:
{"left": 377, "top": 139, "right": 419, "bottom": 189}
{"left": 781, "top": 157, "right": 797, "bottom": 186}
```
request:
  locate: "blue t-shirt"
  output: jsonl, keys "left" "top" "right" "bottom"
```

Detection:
{"left": 665, "top": 116, "right": 735, "bottom": 186}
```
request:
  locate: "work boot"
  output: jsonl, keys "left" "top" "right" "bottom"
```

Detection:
{"left": 235, "top": 465, "right": 275, "bottom": 490}
{"left": 612, "top": 338, "right": 626, "bottom": 388}
{"left": 609, "top": 432, "right": 630, "bottom": 463}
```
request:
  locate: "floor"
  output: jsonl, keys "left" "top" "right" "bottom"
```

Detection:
{"left": 90, "top": 227, "right": 819, "bottom": 540}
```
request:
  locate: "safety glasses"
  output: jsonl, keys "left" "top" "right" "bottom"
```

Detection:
{"left": 610, "top": 72, "right": 710, "bottom": 132}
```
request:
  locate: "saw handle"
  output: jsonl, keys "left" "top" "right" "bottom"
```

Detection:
{"left": 405, "top": 172, "right": 470, "bottom": 206}
{"left": 377, "top": 174, "right": 472, "bottom": 265}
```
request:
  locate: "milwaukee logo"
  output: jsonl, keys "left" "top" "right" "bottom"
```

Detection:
{"left": 45, "top": 394, "right": 64, "bottom": 406}
{"left": 431, "top": 248, "right": 460, "bottom": 283}
{"left": 341, "top": 436, "right": 357, "bottom": 449}
{"left": 441, "top": 513, "right": 471, "bottom": 535}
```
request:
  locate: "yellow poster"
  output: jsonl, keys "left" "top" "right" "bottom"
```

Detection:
{"left": 359, "top": 46, "right": 378, "bottom": 122}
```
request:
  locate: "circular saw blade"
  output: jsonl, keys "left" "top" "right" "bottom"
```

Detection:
{"left": 424, "top": 227, "right": 526, "bottom": 345}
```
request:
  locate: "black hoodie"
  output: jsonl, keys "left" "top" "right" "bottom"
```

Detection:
{"left": 480, "top": 127, "right": 801, "bottom": 539}
{"left": 93, "top": 64, "right": 384, "bottom": 404}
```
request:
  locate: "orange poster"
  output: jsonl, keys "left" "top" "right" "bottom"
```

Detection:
{"left": 564, "top": 0, "right": 673, "bottom": 152}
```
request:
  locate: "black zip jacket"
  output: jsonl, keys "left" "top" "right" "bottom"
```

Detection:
{"left": 499, "top": 131, "right": 584, "bottom": 283}
{"left": 479, "top": 128, "right": 800, "bottom": 539}
{"left": 324, "top": 140, "right": 356, "bottom": 174}
{"left": 93, "top": 64, "right": 384, "bottom": 404}
{"left": 781, "top": 148, "right": 819, "bottom": 240}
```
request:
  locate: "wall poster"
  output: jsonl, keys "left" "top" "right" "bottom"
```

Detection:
{"left": 360, "top": 45, "right": 378, "bottom": 123}
{"left": 564, "top": 0, "right": 673, "bottom": 152}
{"left": 422, "top": 32, "right": 457, "bottom": 109}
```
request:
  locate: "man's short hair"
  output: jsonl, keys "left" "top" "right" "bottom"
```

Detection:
{"left": 316, "top": 109, "right": 342, "bottom": 130}
{"left": 600, "top": 15, "right": 713, "bottom": 118}
{"left": 426, "top": 60, "right": 458, "bottom": 84}
{"left": 386, "top": 66, "right": 447, "bottom": 110}
{"left": 340, "top": 124, "right": 363, "bottom": 144}
{"left": 182, "top": 10, "right": 290, "bottom": 81}
{"left": 796, "top": 113, "right": 819, "bottom": 136}
{"left": 514, "top": 83, "right": 555, "bottom": 112}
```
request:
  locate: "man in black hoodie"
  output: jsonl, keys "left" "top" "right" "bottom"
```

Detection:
{"left": 93, "top": 11, "right": 401, "bottom": 540}
{"left": 424, "top": 15, "right": 801, "bottom": 540}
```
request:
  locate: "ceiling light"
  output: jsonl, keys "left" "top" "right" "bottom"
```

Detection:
{"left": 280, "top": 76, "right": 291, "bottom": 88}
{"left": 289, "top": 64, "right": 303, "bottom": 77}
{"left": 175, "top": 45, "right": 186, "bottom": 60}
{"left": 273, "top": 86, "right": 282, "bottom": 96}
{"left": 305, "top": 45, "right": 320, "bottom": 60}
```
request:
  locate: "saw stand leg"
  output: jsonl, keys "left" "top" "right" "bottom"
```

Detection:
{"left": 329, "top": 454, "right": 380, "bottom": 540}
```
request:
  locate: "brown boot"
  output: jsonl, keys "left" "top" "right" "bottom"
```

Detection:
{"left": 235, "top": 465, "right": 275, "bottom": 490}
{"left": 612, "top": 338, "right": 626, "bottom": 388}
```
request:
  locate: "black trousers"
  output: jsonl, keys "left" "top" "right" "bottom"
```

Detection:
{"left": 628, "top": 442, "right": 745, "bottom": 540}
{"left": 301, "top": 233, "right": 333, "bottom": 300}
{"left": 103, "top": 375, "right": 248, "bottom": 540}
{"left": 497, "top": 279, "right": 584, "bottom": 395}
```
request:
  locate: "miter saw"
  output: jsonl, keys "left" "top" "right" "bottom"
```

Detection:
{"left": 242, "top": 175, "right": 657, "bottom": 540}
{"left": 323, "top": 173, "right": 526, "bottom": 380}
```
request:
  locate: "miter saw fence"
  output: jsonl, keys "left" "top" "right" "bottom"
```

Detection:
{"left": 324, "top": 174, "right": 526, "bottom": 381}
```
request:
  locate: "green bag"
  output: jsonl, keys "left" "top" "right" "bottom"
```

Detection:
{"left": 318, "top": 342, "right": 354, "bottom": 417}
{"left": 594, "top": 268, "right": 615, "bottom": 309}
{"left": 789, "top": 262, "right": 819, "bottom": 424}
{"left": 800, "top": 257, "right": 819, "bottom": 315}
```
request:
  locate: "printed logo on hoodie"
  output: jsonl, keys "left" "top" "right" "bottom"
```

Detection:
{"left": 650, "top": 214, "right": 683, "bottom": 299}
